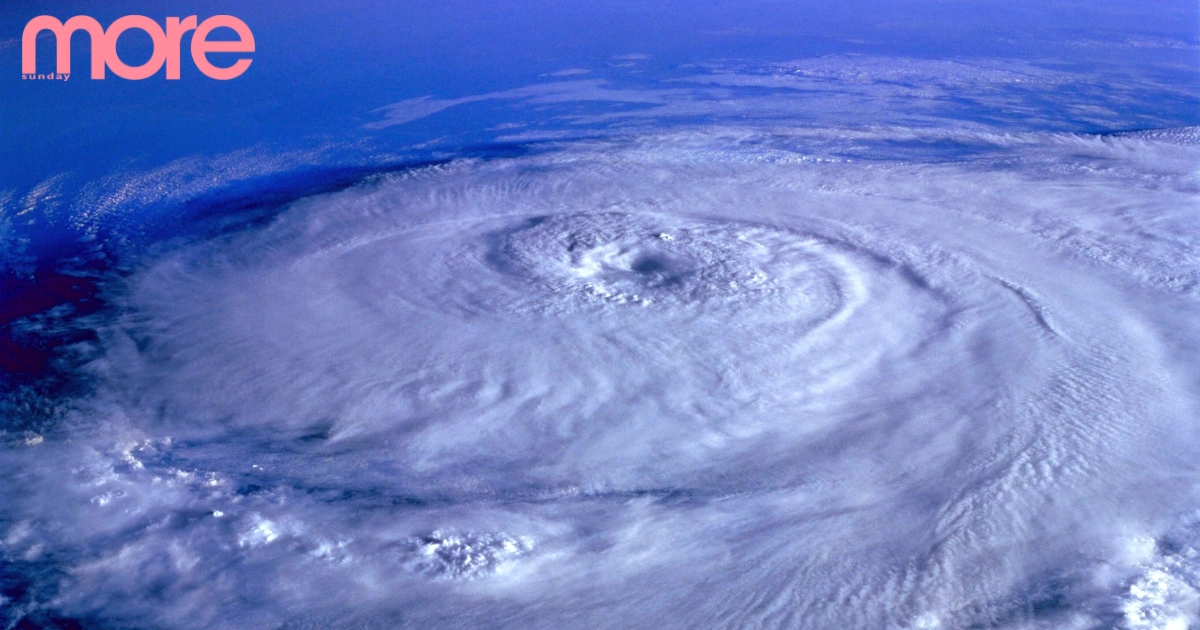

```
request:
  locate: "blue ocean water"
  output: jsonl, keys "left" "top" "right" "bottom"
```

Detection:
{"left": 2, "top": 1, "right": 1198, "bottom": 628}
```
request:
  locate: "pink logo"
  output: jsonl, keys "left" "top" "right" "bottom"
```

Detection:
{"left": 21, "top": 15, "right": 254, "bottom": 81}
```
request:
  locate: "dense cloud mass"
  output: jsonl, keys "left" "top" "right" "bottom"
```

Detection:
{"left": 2, "top": 127, "right": 1198, "bottom": 629}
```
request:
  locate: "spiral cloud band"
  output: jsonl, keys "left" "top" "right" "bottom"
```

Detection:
{"left": 3, "top": 127, "right": 1197, "bottom": 629}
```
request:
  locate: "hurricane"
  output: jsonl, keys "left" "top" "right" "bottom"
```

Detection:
{"left": 0, "top": 125, "right": 1194, "bottom": 628}
{"left": 3, "top": 2, "right": 1199, "bottom": 629}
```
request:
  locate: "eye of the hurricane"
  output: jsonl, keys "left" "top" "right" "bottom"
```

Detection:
{"left": 461, "top": 212, "right": 856, "bottom": 319}
{"left": 566, "top": 242, "right": 686, "bottom": 290}
{"left": 629, "top": 255, "right": 668, "bottom": 275}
